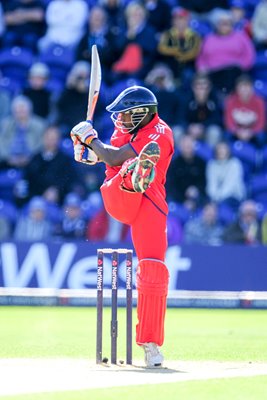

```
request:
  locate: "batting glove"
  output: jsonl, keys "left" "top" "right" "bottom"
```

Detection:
{"left": 71, "top": 121, "right": 98, "bottom": 146}
{"left": 74, "top": 142, "right": 98, "bottom": 165}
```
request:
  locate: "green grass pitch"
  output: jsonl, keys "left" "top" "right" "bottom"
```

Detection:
{"left": 0, "top": 306, "right": 267, "bottom": 399}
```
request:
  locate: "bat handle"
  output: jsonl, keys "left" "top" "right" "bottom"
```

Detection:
{"left": 73, "top": 134, "right": 93, "bottom": 150}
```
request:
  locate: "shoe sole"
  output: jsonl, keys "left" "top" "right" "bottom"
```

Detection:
{"left": 132, "top": 142, "right": 160, "bottom": 193}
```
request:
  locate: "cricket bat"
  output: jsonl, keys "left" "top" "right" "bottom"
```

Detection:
{"left": 86, "top": 44, "right": 102, "bottom": 122}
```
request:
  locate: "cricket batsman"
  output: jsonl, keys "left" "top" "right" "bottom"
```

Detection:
{"left": 71, "top": 86, "right": 174, "bottom": 367}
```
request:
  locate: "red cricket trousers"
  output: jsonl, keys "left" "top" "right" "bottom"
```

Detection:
{"left": 100, "top": 171, "right": 169, "bottom": 346}
{"left": 100, "top": 172, "right": 167, "bottom": 260}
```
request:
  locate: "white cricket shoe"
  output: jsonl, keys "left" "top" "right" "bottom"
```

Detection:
{"left": 142, "top": 342, "right": 164, "bottom": 367}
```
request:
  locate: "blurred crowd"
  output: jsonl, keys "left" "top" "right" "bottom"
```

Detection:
{"left": 1, "top": 0, "right": 267, "bottom": 246}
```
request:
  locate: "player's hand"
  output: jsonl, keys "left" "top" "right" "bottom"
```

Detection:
{"left": 71, "top": 121, "right": 98, "bottom": 146}
{"left": 74, "top": 142, "right": 98, "bottom": 165}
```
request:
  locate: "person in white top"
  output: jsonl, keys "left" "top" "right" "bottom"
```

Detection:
{"left": 206, "top": 141, "right": 246, "bottom": 208}
{"left": 252, "top": 0, "right": 267, "bottom": 50}
{"left": 38, "top": 0, "right": 89, "bottom": 51}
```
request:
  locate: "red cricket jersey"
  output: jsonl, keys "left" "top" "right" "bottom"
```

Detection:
{"left": 105, "top": 113, "right": 174, "bottom": 215}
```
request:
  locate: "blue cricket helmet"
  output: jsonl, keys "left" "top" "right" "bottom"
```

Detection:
{"left": 106, "top": 86, "right": 158, "bottom": 133}
{"left": 106, "top": 86, "right": 158, "bottom": 113}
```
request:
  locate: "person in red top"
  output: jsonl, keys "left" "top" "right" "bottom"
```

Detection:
{"left": 224, "top": 74, "right": 266, "bottom": 146}
{"left": 71, "top": 86, "right": 174, "bottom": 367}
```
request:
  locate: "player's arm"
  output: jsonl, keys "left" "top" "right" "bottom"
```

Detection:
{"left": 90, "top": 139, "right": 136, "bottom": 167}
{"left": 71, "top": 121, "right": 136, "bottom": 166}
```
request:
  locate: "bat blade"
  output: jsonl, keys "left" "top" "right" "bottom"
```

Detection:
{"left": 86, "top": 45, "right": 101, "bottom": 122}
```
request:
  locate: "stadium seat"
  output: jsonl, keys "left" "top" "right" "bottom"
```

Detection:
{"left": 254, "top": 80, "right": 267, "bottom": 101}
{"left": 38, "top": 45, "right": 76, "bottom": 91}
{"left": 255, "top": 201, "right": 267, "bottom": 221}
{"left": 0, "top": 47, "right": 34, "bottom": 89}
{"left": 108, "top": 78, "right": 143, "bottom": 104}
{"left": 261, "top": 145, "right": 267, "bottom": 172}
{"left": 249, "top": 172, "right": 267, "bottom": 204}
{"left": 0, "top": 199, "right": 18, "bottom": 223}
{"left": 230, "top": 141, "right": 258, "bottom": 179}
{"left": 60, "top": 138, "right": 74, "bottom": 158}
{"left": 46, "top": 203, "right": 63, "bottom": 224}
{"left": 81, "top": 191, "right": 103, "bottom": 220}
{"left": 0, "top": 169, "right": 23, "bottom": 201}
{"left": 217, "top": 203, "right": 236, "bottom": 225}
{"left": 190, "top": 18, "right": 212, "bottom": 37}
{"left": 0, "top": 76, "right": 21, "bottom": 96}
{"left": 168, "top": 201, "right": 193, "bottom": 225}
{"left": 252, "top": 50, "right": 267, "bottom": 82}
{"left": 194, "top": 141, "right": 213, "bottom": 161}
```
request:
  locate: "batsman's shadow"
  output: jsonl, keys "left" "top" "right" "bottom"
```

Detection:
{"left": 100, "top": 364, "right": 186, "bottom": 374}
{"left": 130, "top": 365, "right": 186, "bottom": 374}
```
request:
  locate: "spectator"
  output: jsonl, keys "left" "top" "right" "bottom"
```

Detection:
{"left": 224, "top": 74, "right": 266, "bottom": 146}
{"left": 0, "top": 215, "right": 12, "bottom": 240}
{"left": 0, "top": 85, "right": 11, "bottom": 124}
{"left": 23, "top": 125, "right": 79, "bottom": 205}
{"left": 223, "top": 199, "right": 261, "bottom": 244}
{"left": 0, "top": 95, "right": 46, "bottom": 169}
{"left": 197, "top": 9, "right": 255, "bottom": 94}
{"left": 183, "top": 202, "right": 224, "bottom": 245}
{"left": 38, "top": 0, "right": 89, "bottom": 52}
{"left": 251, "top": 0, "right": 267, "bottom": 50}
{"left": 145, "top": 63, "right": 182, "bottom": 134}
{"left": 23, "top": 62, "right": 52, "bottom": 119}
{"left": 179, "top": 0, "right": 228, "bottom": 14}
{"left": 142, "top": 0, "right": 172, "bottom": 33}
{"left": 55, "top": 61, "right": 106, "bottom": 138}
{"left": 76, "top": 6, "right": 120, "bottom": 83}
{"left": 230, "top": 0, "right": 251, "bottom": 34}
{"left": 0, "top": 3, "right": 4, "bottom": 45}
{"left": 111, "top": 1, "right": 157, "bottom": 81}
{"left": 178, "top": 72, "right": 223, "bottom": 148}
{"left": 14, "top": 196, "right": 52, "bottom": 241}
{"left": 101, "top": 0, "right": 125, "bottom": 35}
{"left": 166, "top": 135, "right": 207, "bottom": 203}
{"left": 158, "top": 7, "right": 201, "bottom": 87}
{"left": 2, "top": 0, "right": 46, "bottom": 52}
{"left": 56, "top": 192, "right": 86, "bottom": 239}
{"left": 182, "top": 186, "right": 203, "bottom": 215}
{"left": 206, "top": 141, "right": 246, "bottom": 208}
{"left": 261, "top": 212, "right": 267, "bottom": 245}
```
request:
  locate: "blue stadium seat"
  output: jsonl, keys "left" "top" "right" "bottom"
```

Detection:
{"left": 249, "top": 172, "right": 267, "bottom": 204}
{"left": 60, "top": 138, "right": 74, "bottom": 158}
{"left": 168, "top": 201, "right": 195, "bottom": 225}
{"left": 252, "top": 50, "right": 267, "bottom": 82}
{"left": 0, "top": 76, "right": 21, "bottom": 96}
{"left": 230, "top": 141, "right": 258, "bottom": 179}
{"left": 38, "top": 45, "right": 76, "bottom": 91}
{"left": 108, "top": 78, "right": 143, "bottom": 104}
{"left": 0, "top": 199, "right": 18, "bottom": 223}
{"left": 194, "top": 140, "right": 213, "bottom": 161}
{"left": 244, "top": 0, "right": 261, "bottom": 17}
{"left": 81, "top": 191, "right": 103, "bottom": 220}
{"left": 254, "top": 79, "right": 267, "bottom": 101}
{"left": 0, "top": 169, "right": 23, "bottom": 201}
{"left": 190, "top": 18, "right": 212, "bottom": 37}
{"left": 0, "top": 47, "right": 34, "bottom": 90}
{"left": 46, "top": 203, "right": 63, "bottom": 224}
{"left": 255, "top": 201, "right": 267, "bottom": 221}
{"left": 261, "top": 145, "right": 267, "bottom": 172}
{"left": 217, "top": 203, "right": 236, "bottom": 225}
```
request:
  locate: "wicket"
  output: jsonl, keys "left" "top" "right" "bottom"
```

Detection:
{"left": 96, "top": 248, "right": 133, "bottom": 365}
